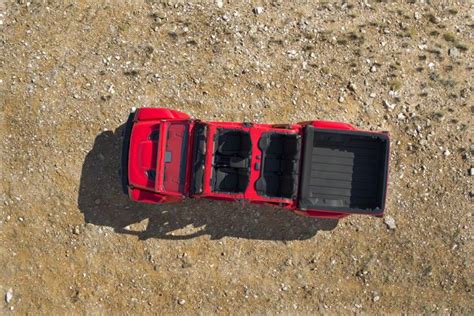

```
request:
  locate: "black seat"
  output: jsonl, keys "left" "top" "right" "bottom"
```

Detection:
{"left": 255, "top": 133, "right": 301, "bottom": 199}
{"left": 211, "top": 129, "right": 252, "bottom": 193}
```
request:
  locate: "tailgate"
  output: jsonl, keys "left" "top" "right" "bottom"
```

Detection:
{"left": 298, "top": 126, "right": 389, "bottom": 215}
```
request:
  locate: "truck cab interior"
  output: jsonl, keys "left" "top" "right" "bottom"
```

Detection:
{"left": 255, "top": 132, "right": 301, "bottom": 199}
{"left": 211, "top": 129, "right": 252, "bottom": 193}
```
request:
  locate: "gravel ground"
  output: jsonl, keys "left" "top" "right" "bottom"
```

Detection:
{"left": 1, "top": 0, "right": 473, "bottom": 314}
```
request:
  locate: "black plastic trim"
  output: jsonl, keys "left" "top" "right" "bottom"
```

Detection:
{"left": 190, "top": 123, "right": 207, "bottom": 195}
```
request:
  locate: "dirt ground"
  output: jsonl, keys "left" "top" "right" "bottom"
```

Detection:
{"left": 1, "top": 0, "right": 473, "bottom": 314}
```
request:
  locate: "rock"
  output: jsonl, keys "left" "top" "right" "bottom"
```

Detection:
{"left": 178, "top": 299, "right": 186, "bottom": 305}
{"left": 383, "top": 100, "right": 396, "bottom": 111}
{"left": 5, "top": 288, "right": 13, "bottom": 304}
{"left": 369, "top": 92, "right": 376, "bottom": 98}
{"left": 414, "top": 12, "right": 421, "bottom": 20}
{"left": 73, "top": 226, "right": 81, "bottom": 235}
{"left": 397, "top": 113, "right": 406, "bottom": 120}
{"left": 429, "top": 15, "right": 441, "bottom": 24}
{"left": 347, "top": 81, "right": 357, "bottom": 93}
{"left": 253, "top": 7, "right": 264, "bottom": 15}
{"left": 444, "top": 149, "right": 451, "bottom": 157}
{"left": 370, "top": 65, "right": 377, "bottom": 73}
{"left": 287, "top": 50, "right": 297, "bottom": 60}
{"left": 470, "top": 168, "right": 474, "bottom": 176}
{"left": 448, "top": 47, "right": 459, "bottom": 57}
{"left": 384, "top": 216, "right": 396, "bottom": 230}
{"left": 215, "top": 0, "right": 223, "bottom": 8}
{"left": 94, "top": 199, "right": 101, "bottom": 205}
{"left": 338, "top": 96, "right": 345, "bottom": 103}
{"left": 373, "top": 295, "right": 380, "bottom": 302}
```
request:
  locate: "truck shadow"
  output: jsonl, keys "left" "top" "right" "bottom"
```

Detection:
{"left": 77, "top": 126, "right": 339, "bottom": 241}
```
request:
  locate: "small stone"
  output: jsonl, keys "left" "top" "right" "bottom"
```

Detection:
{"left": 215, "top": 0, "right": 223, "bottom": 8}
{"left": 253, "top": 7, "right": 264, "bottom": 15}
{"left": 448, "top": 47, "right": 459, "bottom": 57}
{"left": 414, "top": 12, "right": 421, "bottom": 20}
{"left": 383, "top": 100, "right": 396, "bottom": 111}
{"left": 370, "top": 65, "right": 377, "bottom": 73}
{"left": 397, "top": 113, "right": 406, "bottom": 120}
{"left": 444, "top": 149, "right": 451, "bottom": 157}
{"left": 347, "top": 81, "right": 357, "bottom": 92}
{"left": 384, "top": 215, "right": 396, "bottom": 230}
{"left": 373, "top": 295, "right": 380, "bottom": 302}
{"left": 94, "top": 199, "right": 101, "bottom": 205}
{"left": 178, "top": 299, "right": 186, "bottom": 305}
{"left": 429, "top": 15, "right": 441, "bottom": 24}
{"left": 287, "top": 50, "right": 297, "bottom": 60}
{"left": 73, "top": 93, "right": 80, "bottom": 99}
{"left": 369, "top": 92, "right": 376, "bottom": 98}
{"left": 470, "top": 168, "right": 474, "bottom": 176}
{"left": 338, "top": 96, "right": 345, "bottom": 103}
{"left": 73, "top": 226, "right": 81, "bottom": 235}
{"left": 5, "top": 288, "right": 13, "bottom": 304}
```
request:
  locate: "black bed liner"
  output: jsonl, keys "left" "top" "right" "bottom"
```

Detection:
{"left": 298, "top": 126, "right": 389, "bottom": 214}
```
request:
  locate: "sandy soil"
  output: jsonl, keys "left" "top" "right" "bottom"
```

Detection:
{"left": 1, "top": 0, "right": 473, "bottom": 314}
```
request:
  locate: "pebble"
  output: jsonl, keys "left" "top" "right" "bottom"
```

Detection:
{"left": 448, "top": 47, "right": 459, "bottom": 57}
{"left": 253, "top": 7, "right": 264, "bottom": 15}
{"left": 370, "top": 65, "right": 377, "bottom": 73}
{"left": 347, "top": 81, "right": 357, "bottom": 93}
{"left": 373, "top": 295, "right": 380, "bottom": 302}
{"left": 178, "top": 299, "right": 186, "bottom": 305}
{"left": 444, "top": 149, "right": 451, "bottom": 157}
{"left": 470, "top": 168, "right": 474, "bottom": 176}
{"left": 215, "top": 0, "right": 223, "bottom": 8}
{"left": 384, "top": 216, "right": 396, "bottom": 230}
{"left": 338, "top": 96, "right": 345, "bottom": 103}
{"left": 5, "top": 288, "right": 13, "bottom": 304}
{"left": 383, "top": 100, "right": 396, "bottom": 111}
{"left": 73, "top": 226, "right": 81, "bottom": 235}
{"left": 414, "top": 12, "right": 421, "bottom": 20}
{"left": 397, "top": 113, "right": 406, "bottom": 120}
{"left": 369, "top": 92, "right": 376, "bottom": 98}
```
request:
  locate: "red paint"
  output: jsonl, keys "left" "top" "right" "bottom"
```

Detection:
{"left": 125, "top": 108, "right": 389, "bottom": 219}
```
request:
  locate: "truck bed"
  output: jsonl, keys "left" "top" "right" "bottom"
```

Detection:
{"left": 298, "top": 126, "right": 389, "bottom": 214}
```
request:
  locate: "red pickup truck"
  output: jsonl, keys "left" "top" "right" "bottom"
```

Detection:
{"left": 121, "top": 108, "right": 390, "bottom": 219}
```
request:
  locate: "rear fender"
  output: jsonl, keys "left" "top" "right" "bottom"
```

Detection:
{"left": 299, "top": 120, "right": 356, "bottom": 131}
{"left": 129, "top": 188, "right": 182, "bottom": 204}
{"left": 135, "top": 108, "right": 190, "bottom": 121}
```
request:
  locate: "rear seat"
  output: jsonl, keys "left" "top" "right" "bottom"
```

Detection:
{"left": 255, "top": 133, "right": 301, "bottom": 199}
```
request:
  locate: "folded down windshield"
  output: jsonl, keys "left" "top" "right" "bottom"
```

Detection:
{"left": 162, "top": 121, "right": 189, "bottom": 194}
